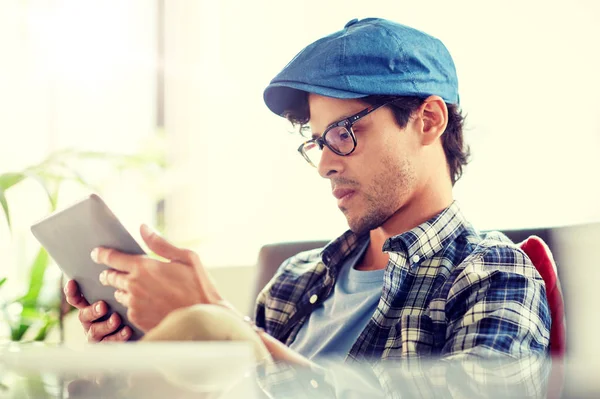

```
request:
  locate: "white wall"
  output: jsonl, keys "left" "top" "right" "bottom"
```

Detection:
{"left": 163, "top": 0, "right": 600, "bottom": 268}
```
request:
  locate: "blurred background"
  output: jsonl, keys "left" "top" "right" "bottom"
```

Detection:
{"left": 0, "top": 0, "right": 598, "bottom": 344}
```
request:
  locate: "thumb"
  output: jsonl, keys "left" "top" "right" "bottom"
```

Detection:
{"left": 140, "top": 224, "right": 193, "bottom": 264}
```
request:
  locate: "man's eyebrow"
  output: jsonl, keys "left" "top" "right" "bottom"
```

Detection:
{"left": 311, "top": 112, "right": 357, "bottom": 139}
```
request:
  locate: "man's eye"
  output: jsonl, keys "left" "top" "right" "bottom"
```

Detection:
{"left": 339, "top": 131, "right": 351, "bottom": 140}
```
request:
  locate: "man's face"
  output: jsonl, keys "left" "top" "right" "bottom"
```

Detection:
{"left": 307, "top": 94, "right": 421, "bottom": 235}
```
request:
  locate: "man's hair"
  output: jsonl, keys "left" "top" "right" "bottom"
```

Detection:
{"left": 283, "top": 94, "right": 470, "bottom": 185}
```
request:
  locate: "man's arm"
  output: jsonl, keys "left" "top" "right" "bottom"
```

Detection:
{"left": 257, "top": 331, "right": 313, "bottom": 366}
{"left": 442, "top": 249, "right": 551, "bottom": 358}
{"left": 65, "top": 221, "right": 324, "bottom": 368}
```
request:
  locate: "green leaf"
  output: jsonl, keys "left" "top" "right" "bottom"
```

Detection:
{"left": 0, "top": 172, "right": 26, "bottom": 231}
{"left": 29, "top": 157, "right": 102, "bottom": 194}
{"left": 33, "top": 318, "right": 56, "bottom": 341}
{"left": 0, "top": 172, "right": 26, "bottom": 189}
{"left": 0, "top": 191, "right": 10, "bottom": 230}
{"left": 20, "top": 307, "right": 45, "bottom": 320}
{"left": 11, "top": 323, "right": 30, "bottom": 341}
{"left": 0, "top": 277, "right": 6, "bottom": 288}
{"left": 18, "top": 248, "right": 49, "bottom": 308}
{"left": 54, "top": 161, "right": 94, "bottom": 188}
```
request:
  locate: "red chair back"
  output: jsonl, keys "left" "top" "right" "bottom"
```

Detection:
{"left": 519, "top": 236, "right": 566, "bottom": 356}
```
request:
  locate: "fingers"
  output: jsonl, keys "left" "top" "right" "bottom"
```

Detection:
{"left": 78, "top": 301, "right": 108, "bottom": 324}
{"left": 140, "top": 224, "right": 193, "bottom": 264}
{"left": 114, "top": 289, "right": 131, "bottom": 307}
{"left": 99, "top": 269, "right": 129, "bottom": 291}
{"left": 101, "top": 326, "right": 133, "bottom": 342}
{"left": 64, "top": 280, "right": 90, "bottom": 309}
{"left": 91, "top": 248, "right": 136, "bottom": 273}
{"left": 86, "top": 313, "right": 121, "bottom": 342}
{"left": 139, "top": 224, "right": 220, "bottom": 306}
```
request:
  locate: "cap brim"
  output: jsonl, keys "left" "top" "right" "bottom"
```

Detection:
{"left": 263, "top": 81, "right": 368, "bottom": 116}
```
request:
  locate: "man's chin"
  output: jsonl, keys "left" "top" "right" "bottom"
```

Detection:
{"left": 345, "top": 215, "right": 372, "bottom": 236}
{"left": 345, "top": 210, "right": 392, "bottom": 236}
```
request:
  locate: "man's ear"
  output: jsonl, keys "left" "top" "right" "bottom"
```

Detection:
{"left": 416, "top": 96, "right": 448, "bottom": 146}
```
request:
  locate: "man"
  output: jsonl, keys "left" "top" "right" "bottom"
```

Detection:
{"left": 65, "top": 18, "right": 550, "bottom": 365}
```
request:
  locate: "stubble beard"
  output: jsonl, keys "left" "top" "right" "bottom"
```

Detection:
{"left": 343, "top": 156, "right": 414, "bottom": 236}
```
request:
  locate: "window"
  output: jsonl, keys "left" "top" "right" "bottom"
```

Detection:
{"left": 0, "top": 1, "right": 159, "bottom": 300}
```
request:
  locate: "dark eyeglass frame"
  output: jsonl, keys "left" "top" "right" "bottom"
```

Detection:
{"left": 297, "top": 99, "right": 396, "bottom": 167}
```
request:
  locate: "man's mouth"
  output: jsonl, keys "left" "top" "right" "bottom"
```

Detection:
{"left": 333, "top": 188, "right": 356, "bottom": 207}
{"left": 332, "top": 188, "right": 355, "bottom": 199}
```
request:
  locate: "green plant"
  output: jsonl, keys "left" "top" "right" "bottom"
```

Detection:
{"left": 0, "top": 147, "right": 164, "bottom": 342}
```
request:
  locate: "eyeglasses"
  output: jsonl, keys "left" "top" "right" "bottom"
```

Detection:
{"left": 297, "top": 99, "right": 395, "bottom": 167}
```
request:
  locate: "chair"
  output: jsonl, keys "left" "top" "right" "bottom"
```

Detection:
{"left": 517, "top": 236, "right": 566, "bottom": 399}
{"left": 518, "top": 236, "right": 566, "bottom": 356}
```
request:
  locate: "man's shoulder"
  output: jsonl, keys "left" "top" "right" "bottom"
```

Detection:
{"left": 458, "top": 230, "right": 539, "bottom": 278}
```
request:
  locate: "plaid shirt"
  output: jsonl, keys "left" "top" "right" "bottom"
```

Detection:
{"left": 255, "top": 202, "right": 551, "bottom": 362}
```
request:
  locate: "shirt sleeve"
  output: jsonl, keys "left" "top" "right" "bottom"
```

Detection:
{"left": 442, "top": 247, "right": 551, "bottom": 358}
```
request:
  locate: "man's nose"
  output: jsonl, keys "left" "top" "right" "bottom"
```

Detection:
{"left": 317, "top": 146, "right": 344, "bottom": 178}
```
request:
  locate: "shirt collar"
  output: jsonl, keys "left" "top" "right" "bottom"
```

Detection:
{"left": 382, "top": 201, "right": 469, "bottom": 269}
{"left": 321, "top": 229, "right": 369, "bottom": 270}
{"left": 322, "top": 201, "right": 469, "bottom": 270}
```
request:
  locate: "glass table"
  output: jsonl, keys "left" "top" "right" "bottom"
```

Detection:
{"left": 1, "top": 342, "right": 599, "bottom": 398}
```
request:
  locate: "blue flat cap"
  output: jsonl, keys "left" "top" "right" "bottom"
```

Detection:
{"left": 264, "top": 18, "right": 459, "bottom": 116}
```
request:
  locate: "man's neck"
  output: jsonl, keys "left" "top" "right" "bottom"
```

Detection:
{"left": 356, "top": 186, "right": 453, "bottom": 271}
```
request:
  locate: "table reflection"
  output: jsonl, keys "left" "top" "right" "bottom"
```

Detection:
{"left": 1, "top": 343, "right": 598, "bottom": 398}
{"left": 0, "top": 342, "right": 258, "bottom": 399}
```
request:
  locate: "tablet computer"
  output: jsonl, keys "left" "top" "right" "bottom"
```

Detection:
{"left": 31, "top": 194, "right": 146, "bottom": 340}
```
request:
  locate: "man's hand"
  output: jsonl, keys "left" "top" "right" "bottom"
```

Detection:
{"left": 64, "top": 279, "right": 133, "bottom": 342}
{"left": 93, "top": 224, "right": 225, "bottom": 332}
